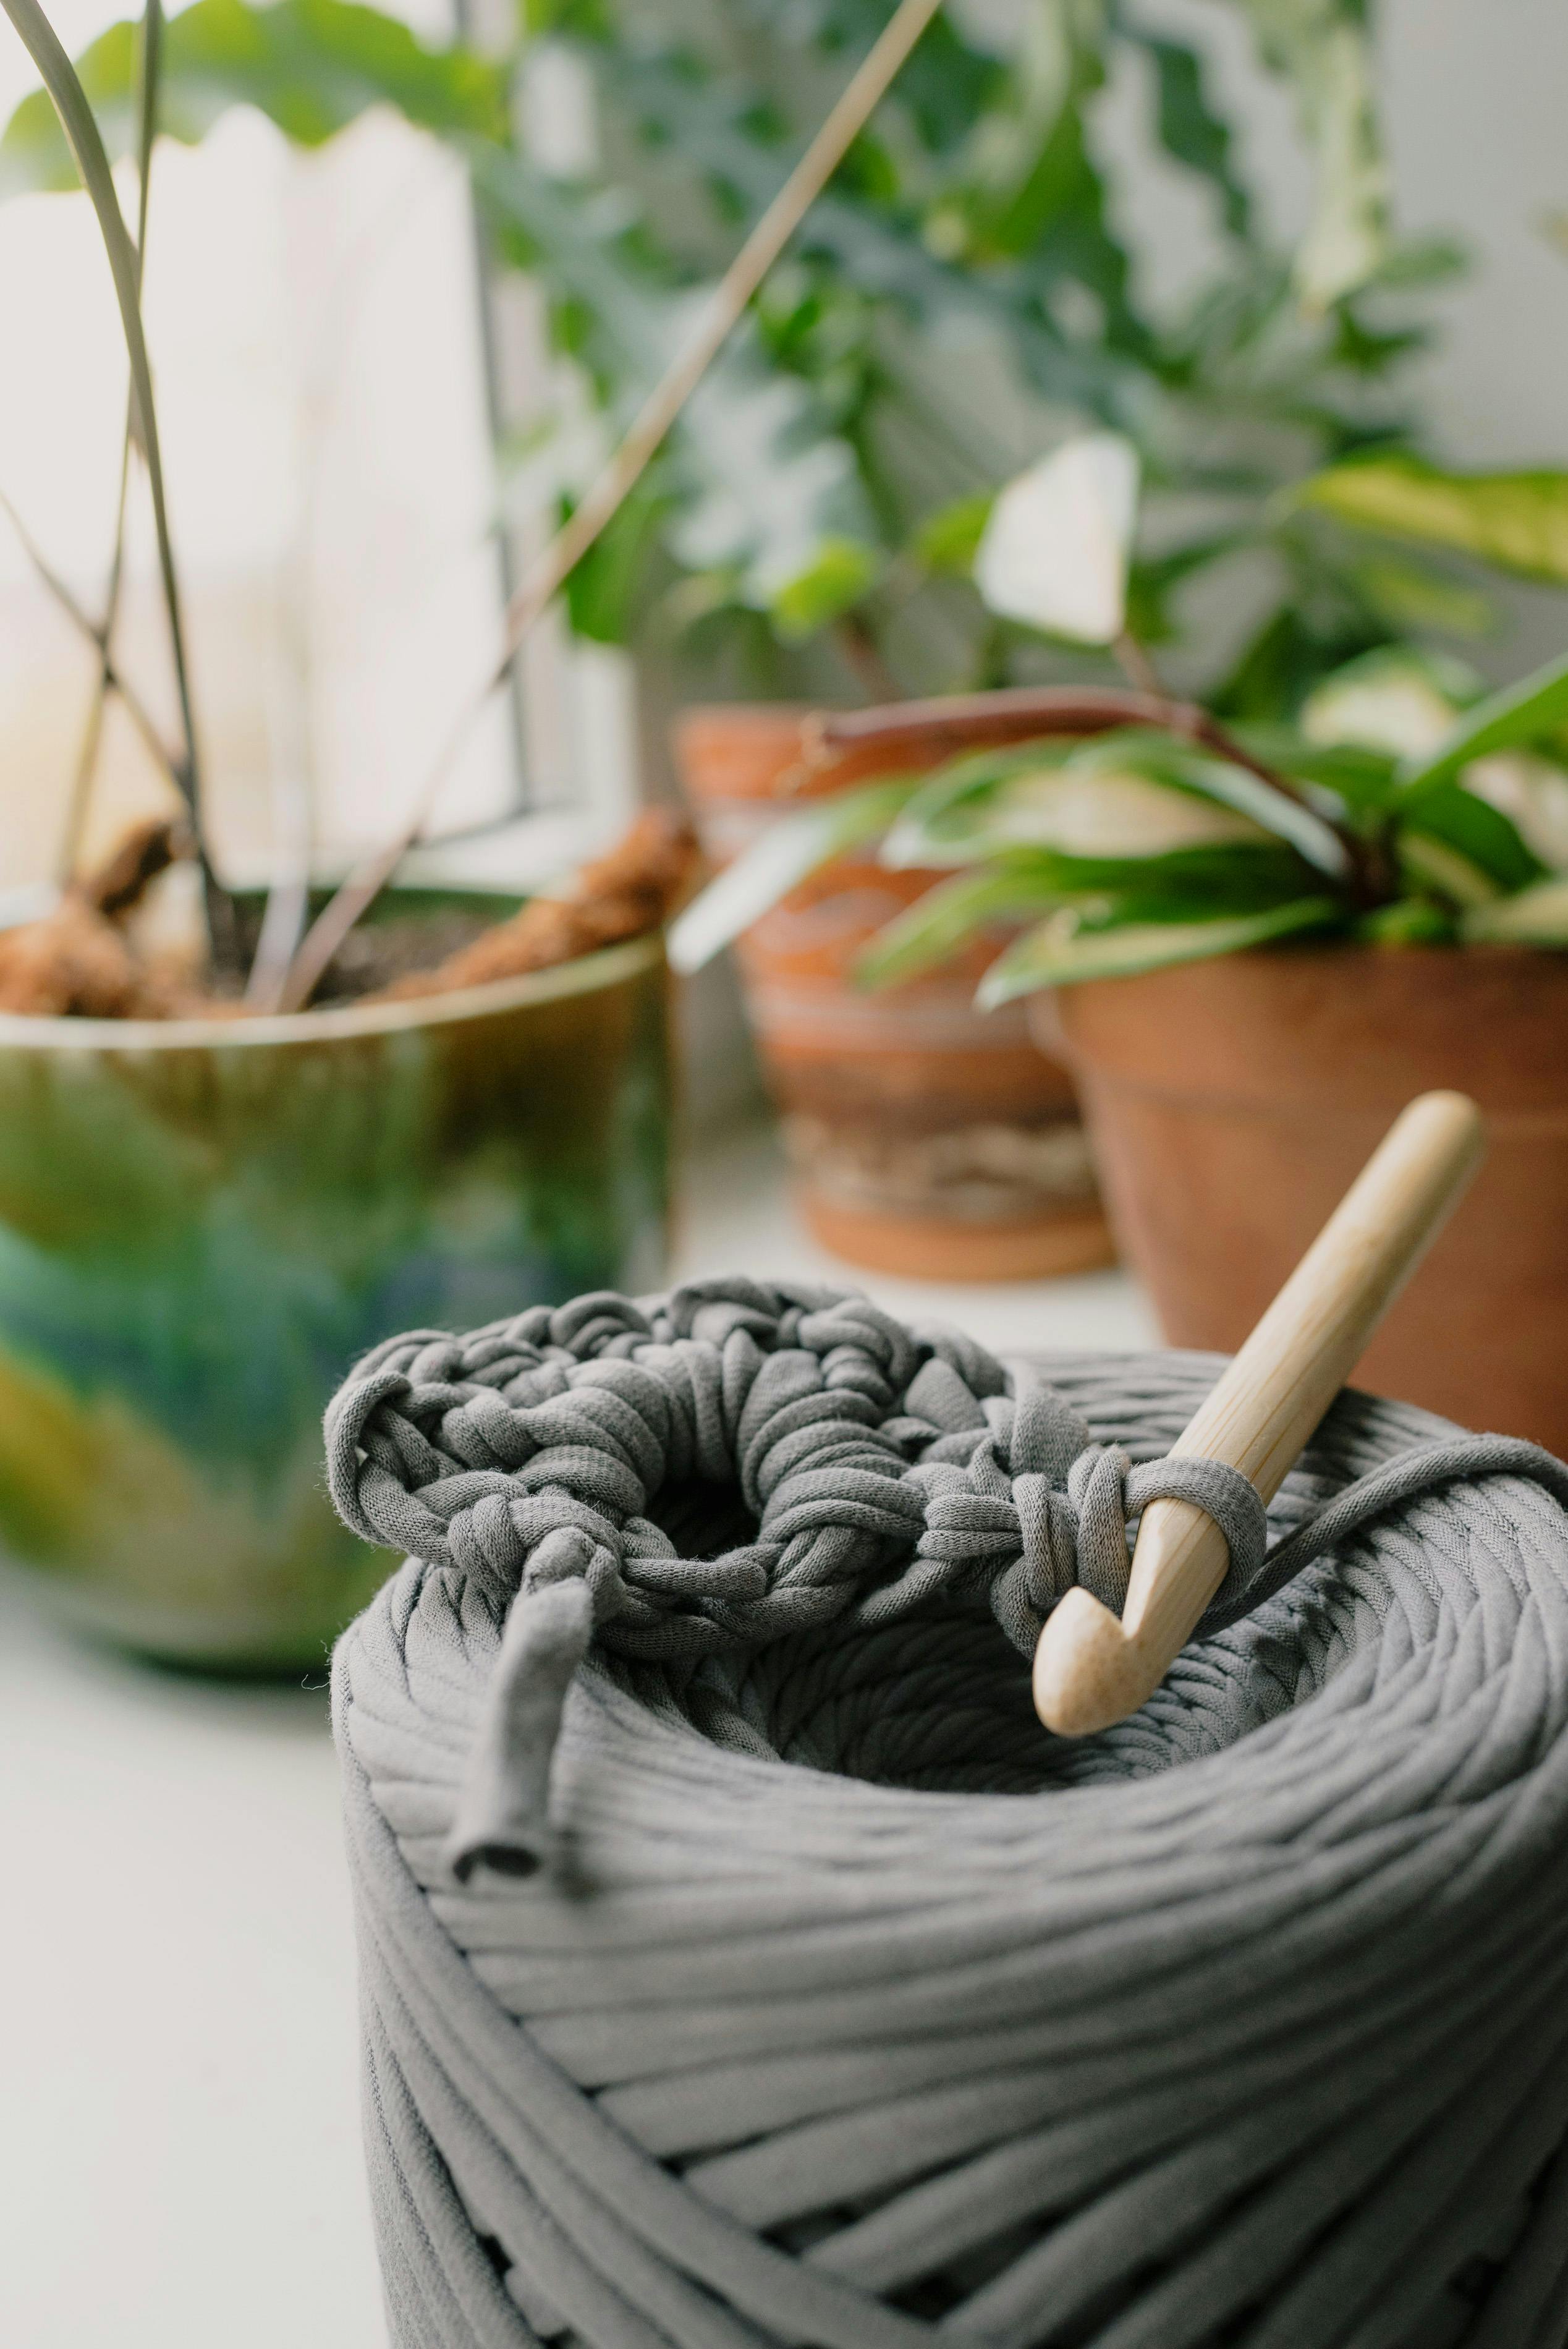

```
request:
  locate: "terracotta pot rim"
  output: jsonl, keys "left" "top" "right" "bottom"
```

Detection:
{"left": 1034, "top": 937, "right": 1568, "bottom": 1123}
{"left": 0, "top": 927, "right": 664, "bottom": 1057}
{"left": 676, "top": 700, "right": 820, "bottom": 723}
{"left": 1030, "top": 938, "right": 1568, "bottom": 1050}
{"left": 1089, "top": 940, "right": 1567, "bottom": 973}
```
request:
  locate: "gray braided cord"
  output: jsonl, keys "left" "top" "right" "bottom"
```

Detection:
{"left": 330, "top": 1281, "right": 1568, "bottom": 2349}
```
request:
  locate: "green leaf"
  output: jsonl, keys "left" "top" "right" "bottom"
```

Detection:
{"left": 883, "top": 742, "right": 1275, "bottom": 870}
{"left": 561, "top": 478, "right": 667, "bottom": 644}
{"left": 667, "top": 329, "right": 883, "bottom": 634}
{"left": 1301, "top": 644, "right": 1477, "bottom": 761}
{"left": 1461, "top": 878, "right": 1568, "bottom": 945}
{"left": 1229, "top": 726, "right": 1402, "bottom": 815}
{"left": 1208, "top": 601, "right": 1391, "bottom": 726}
{"left": 1399, "top": 778, "right": 1545, "bottom": 898}
{"left": 1358, "top": 898, "right": 1459, "bottom": 946}
{"left": 1063, "top": 730, "right": 1350, "bottom": 878}
{"left": 666, "top": 777, "right": 917, "bottom": 973}
{"left": 473, "top": 151, "right": 883, "bottom": 641}
{"left": 854, "top": 864, "right": 1062, "bottom": 990}
{"left": 1397, "top": 652, "right": 1568, "bottom": 797}
{"left": 878, "top": 728, "right": 1347, "bottom": 874}
{"left": 768, "top": 535, "right": 881, "bottom": 641}
{"left": 879, "top": 743, "right": 1071, "bottom": 867}
{"left": 1134, "top": 32, "right": 1252, "bottom": 242}
{"left": 977, "top": 896, "right": 1342, "bottom": 1000}
{"left": 1397, "top": 834, "right": 1498, "bottom": 911}
{"left": 1297, "top": 453, "right": 1568, "bottom": 585}
{"left": 1346, "top": 554, "right": 1493, "bottom": 640}
{"left": 913, "top": 493, "right": 993, "bottom": 576}
{"left": 1367, "top": 232, "right": 1467, "bottom": 289}
{"left": 1460, "top": 749, "right": 1568, "bottom": 870}
{"left": 1227, "top": 3, "right": 1390, "bottom": 309}
{"left": 920, "top": 0, "right": 1142, "bottom": 354}
{"left": 0, "top": 0, "right": 507, "bottom": 190}
{"left": 750, "top": 0, "right": 998, "bottom": 162}
{"left": 592, "top": 33, "right": 1140, "bottom": 420}
{"left": 1122, "top": 530, "right": 1248, "bottom": 647}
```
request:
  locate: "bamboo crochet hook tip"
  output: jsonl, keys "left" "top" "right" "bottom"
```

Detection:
{"left": 1033, "top": 1090, "right": 1486, "bottom": 1739}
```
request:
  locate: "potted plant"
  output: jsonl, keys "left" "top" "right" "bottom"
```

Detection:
{"left": 675, "top": 427, "right": 1568, "bottom": 1444}
{"left": 4, "top": 0, "right": 1447, "bottom": 1277}
{"left": 670, "top": 698, "right": 1108, "bottom": 1277}
{"left": 0, "top": 1, "right": 688, "bottom": 1667}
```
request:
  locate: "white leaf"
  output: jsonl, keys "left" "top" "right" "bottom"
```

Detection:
{"left": 1301, "top": 650, "right": 1463, "bottom": 759}
{"left": 1292, "top": 20, "right": 1390, "bottom": 310}
{"left": 1465, "top": 751, "right": 1568, "bottom": 871}
{"left": 973, "top": 432, "right": 1140, "bottom": 645}
{"left": 667, "top": 781, "right": 915, "bottom": 974}
{"left": 1462, "top": 877, "right": 1568, "bottom": 944}
{"left": 975, "top": 766, "right": 1264, "bottom": 858}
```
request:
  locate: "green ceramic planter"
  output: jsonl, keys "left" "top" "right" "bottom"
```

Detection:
{"left": 0, "top": 895, "right": 672, "bottom": 1668}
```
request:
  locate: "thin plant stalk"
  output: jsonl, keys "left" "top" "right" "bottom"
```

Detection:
{"left": 274, "top": 0, "right": 947, "bottom": 1014}
{"left": 0, "top": 483, "right": 184, "bottom": 796}
{"left": 1112, "top": 629, "right": 1164, "bottom": 698}
{"left": 55, "top": 0, "right": 160, "bottom": 886}
{"left": 0, "top": 0, "right": 240, "bottom": 968}
{"left": 833, "top": 614, "right": 901, "bottom": 703}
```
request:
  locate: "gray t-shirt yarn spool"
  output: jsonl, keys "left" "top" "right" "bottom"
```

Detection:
{"left": 328, "top": 1278, "right": 1568, "bottom": 2349}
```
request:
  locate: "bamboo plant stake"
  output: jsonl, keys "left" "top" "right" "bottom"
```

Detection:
{"left": 1033, "top": 1090, "right": 1486, "bottom": 1738}
{"left": 271, "top": 0, "right": 949, "bottom": 1015}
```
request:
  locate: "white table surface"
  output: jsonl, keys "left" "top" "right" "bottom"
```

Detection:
{"left": 0, "top": 1118, "right": 1153, "bottom": 2349}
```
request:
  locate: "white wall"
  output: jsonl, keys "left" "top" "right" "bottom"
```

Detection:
{"left": 1381, "top": 0, "right": 1568, "bottom": 468}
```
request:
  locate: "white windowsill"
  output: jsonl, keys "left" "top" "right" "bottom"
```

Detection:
{"left": 674, "top": 1116, "right": 1156, "bottom": 1359}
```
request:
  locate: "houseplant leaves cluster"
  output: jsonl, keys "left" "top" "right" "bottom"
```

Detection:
{"left": 0, "top": 0, "right": 1483, "bottom": 707}
{"left": 671, "top": 630, "right": 1568, "bottom": 996}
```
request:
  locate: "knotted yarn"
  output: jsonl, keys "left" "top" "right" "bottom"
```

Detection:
{"left": 330, "top": 1280, "right": 1568, "bottom": 2349}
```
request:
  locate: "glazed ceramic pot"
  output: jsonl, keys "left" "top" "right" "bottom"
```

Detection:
{"left": 1036, "top": 943, "right": 1568, "bottom": 1452}
{"left": 676, "top": 700, "right": 1115, "bottom": 1281}
{"left": 0, "top": 894, "right": 671, "bottom": 1667}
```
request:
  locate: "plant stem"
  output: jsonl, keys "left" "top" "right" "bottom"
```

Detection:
{"left": 0, "top": 485, "right": 184, "bottom": 796}
{"left": 273, "top": 0, "right": 947, "bottom": 1014}
{"left": 1112, "top": 629, "right": 1163, "bottom": 697}
{"left": 0, "top": 0, "right": 241, "bottom": 972}
{"left": 56, "top": 0, "right": 161, "bottom": 888}
{"left": 833, "top": 614, "right": 901, "bottom": 703}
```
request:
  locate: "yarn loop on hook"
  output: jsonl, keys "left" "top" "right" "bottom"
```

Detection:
{"left": 328, "top": 1281, "right": 1281, "bottom": 1873}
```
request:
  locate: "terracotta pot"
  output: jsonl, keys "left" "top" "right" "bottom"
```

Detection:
{"left": 675, "top": 702, "right": 1114, "bottom": 1280}
{"left": 1035, "top": 943, "right": 1568, "bottom": 1451}
{"left": 0, "top": 898, "right": 671, "bottom": 1668}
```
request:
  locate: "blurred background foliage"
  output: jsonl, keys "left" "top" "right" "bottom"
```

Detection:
{"left": 0, "top": 0, "right": 1558, "bottom": 718}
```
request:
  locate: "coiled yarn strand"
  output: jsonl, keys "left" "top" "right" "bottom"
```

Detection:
{"left": 331, "top": 1281, "right": 1568, "bottom": 2349}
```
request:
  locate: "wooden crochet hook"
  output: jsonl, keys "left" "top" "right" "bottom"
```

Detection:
{"left": 1033, "top": 1089, "right": 1486, "bottom": 1738}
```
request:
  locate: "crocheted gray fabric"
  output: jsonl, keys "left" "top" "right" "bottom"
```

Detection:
{"left": 330, "top": 1280, "right": 1568, "bottom": 2349}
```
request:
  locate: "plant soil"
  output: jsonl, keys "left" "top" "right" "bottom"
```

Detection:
{"left": 0, "top": 812, "right": 699, "bottom": 1020}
